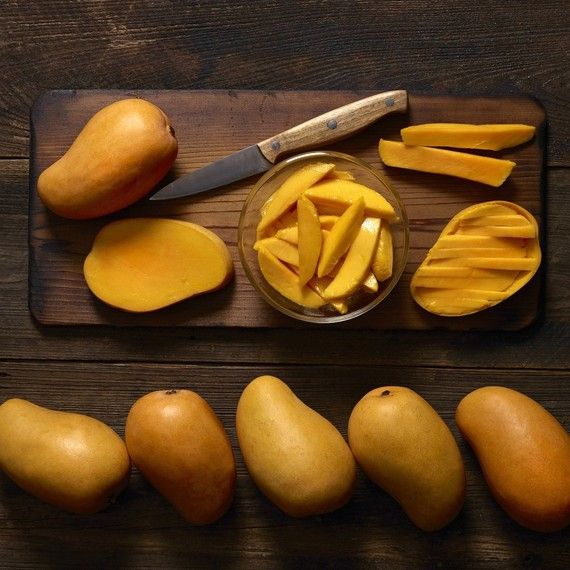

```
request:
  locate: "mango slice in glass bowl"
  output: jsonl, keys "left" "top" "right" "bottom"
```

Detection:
{"left": 238, "top": 151, "right": 409, "bottom": 323}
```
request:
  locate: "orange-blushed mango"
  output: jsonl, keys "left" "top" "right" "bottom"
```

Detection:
{"left": 38, "top": 98, "right": 178, "bottom": 219}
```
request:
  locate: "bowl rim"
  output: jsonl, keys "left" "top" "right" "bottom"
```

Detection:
{"left": 238, "top": 150, "right": 410, "bottom": 323}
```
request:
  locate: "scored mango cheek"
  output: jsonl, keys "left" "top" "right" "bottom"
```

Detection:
{"left": 411, "top": 201, "right": 541, "bottom": 316}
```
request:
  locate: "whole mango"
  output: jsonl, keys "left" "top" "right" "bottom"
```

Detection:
{"left": 348, "top": 386, "right": 465, "bottom": 531}
{"left": 236, "top": 375, "right": 356, "bottom": 517}
{"left": 37, "top": 98, "right": 178, "bottom": 219}
{"left": 456, "top": 386, "right": 570, "bottom": 532}
{"left": 0, "top": 398, "right": 131, "bottom": 514}
{"left": 125, "top": 389, "right": 236, "bottom": 525}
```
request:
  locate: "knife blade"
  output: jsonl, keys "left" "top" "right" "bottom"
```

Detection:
{"left": 149, "top": 90, "right": 408, "bottom": 201}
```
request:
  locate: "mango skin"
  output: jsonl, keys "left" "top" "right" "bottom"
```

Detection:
{"left": 0, "top": 398, "right": 131, "bottom": 514}
{"left": 456, "top": 386, "right": 570, "bottom": 532}
{"left": 37, "top": 98, "right": 178, "bottom": 219}
{"left": 125, "top": 389, "right": 236, "bottom": 525}
{"left": 348, "top": 386, "right": 465, "bottom": 531}
{"left": 236, "top": 375, "right": 356, "bottom": 517}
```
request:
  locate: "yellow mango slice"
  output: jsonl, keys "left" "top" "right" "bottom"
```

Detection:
{"left": 372, "top": 222, "right": 393, "bottom": 282}
{"left": 323, "top": 169, "right": 356, "bottom": 181}
{"left": 401, "top": 123, "right": 535, "bottom": 151}
{"left": 379, "top": 139, "right": 516, "bottom": 187}
{"left": 308, "top": 275, "right": 349, "bottom": 315}
{"left": 254, "top": 237, "right": 299, "bottom": 267}
{"left": 257, "top": 162, "right": 335, "bottom": 234}
{"left": 297, "top": 195, "right": 322, "bottom": 286}
{"left": 256, "top": 204, "right": 299, "bottom": 240}
{"left": 411, "top": 201, "right": 541, "bottom": 316}
{"left": 361, "top": 272, "right": 379, "bottom": 293}
{"left": 275, "top": 226, "right": 329, "bottom": 246}
{"left": 319, "top": 215, "right": 340, "bottom": 230}
{"left": 317, "top": 198, "right": 365, "bottom": 278}
{"left": 324, "top": 217, "right": 381, "bottom": 300}
{"left": 84, "top": 218, "right": 233, "bottom": 312}
{"left": 257, "top": 246, "right": 325, "bottom": 309}
{"left": 305, "top": 180, "right": 397, "bottom": 221}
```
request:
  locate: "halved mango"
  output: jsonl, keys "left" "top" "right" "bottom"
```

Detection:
{"left": 411, "top": 201, "right": 541, "bottom": 316}
{"left": 401, "top": 123, "right": 535, "bottom": 151}
{"left": 305, "top": 180, "right": 397, "bottom": 221}
{"left": 257, "top": 162, "right": 335, "bottom": 234}
{"left": 297, "top": 195, "right": 322, "bottom": 286}
{"left": 379, "top": 139, "right": 516, "bottom": 187}
{"left": 324, "top": 217, "right": 381, "bottom": 300}
{"left": 317, "top": 198, "right": 365, "bottom": 278}
{"left": 84, "top": 218, "right": 233, "bottom": 312}
{"left": 372, "top": 222, "right": 393, "bottom": 282}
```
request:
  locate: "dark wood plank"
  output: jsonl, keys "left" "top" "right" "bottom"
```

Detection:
{"left": 2, "top": 160, "right": 570, "bottom": 368}
{"left": 29, "top": 90, "right": 545, "bottom": 330}
{"left": 0, "top": 361, "right": 568, "bottom": 568}
{"left": 1, "top": 1, "right": 569, "bottom": 167}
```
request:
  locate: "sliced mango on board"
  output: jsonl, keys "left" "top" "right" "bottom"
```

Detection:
{"left": 411, "top": 201, "right": 541, "bottom": 316}
{"left": 401, "top": 123, "right": 535, "bottom": 151}
{"left": 379, "top": 139, "right": 516, "bottom": 187}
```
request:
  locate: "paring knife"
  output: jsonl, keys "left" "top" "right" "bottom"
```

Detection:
{"left": 150, "top": 90, "right": 408, "bottom": 201}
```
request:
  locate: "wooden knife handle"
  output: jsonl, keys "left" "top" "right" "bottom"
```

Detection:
{"left": 258, "top": 90, "right": 407, "bottom": 163}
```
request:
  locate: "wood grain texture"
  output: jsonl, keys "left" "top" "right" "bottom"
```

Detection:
{"left": 0, "top": 361, "right": 568, "bottom": 569}
{"left": 29, "top": 89, "right": 545, "bottom": 330}
{"left": 3, "top": 162, "right": 570, "bottom": 368}
{"left": 0, "top": 1, "right": 569, "bottom": 167}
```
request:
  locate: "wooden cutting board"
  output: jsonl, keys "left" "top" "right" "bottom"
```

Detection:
{"left": 29, "top": 90, "right": 545, "bottom": 329}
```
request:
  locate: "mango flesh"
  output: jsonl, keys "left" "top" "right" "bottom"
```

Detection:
{"left": 84, "top": 218, "right": 234, "bottom": 312}
{"left": 411, "top": 201, "right": 541, "bottom": 316}
{"left": 297, "top": 195, "right": 322, "bottom": 285}
{"left": 257, "top": 162, "right": 335, "bottom": 234}
{"left": 323, "top": 217, "right": 380, "bottom": 300}
{"left": 37, "top": 98, "right": 178, "bottom": 219}
{"left": 379, "top": 139, "right": 516, "bottom": 187}
{"left": 125, "top": 389, "right": 236, "bottom": 525}
{"left": 348, "top": 387, "right": 465, "bottom": 531}
{"left": 456, "top": 387, "right": 570, "bottom": 532}
{"left": 401, "top": 123, "right": 536, "bottom": 151}
{"left": 236, "top": 375, "right": 356, "bottom": 517}
{"left": 253, "top": 163, "right": 397, "bottom": 315}
{"left": 372, "top": 222, "right": 393, "bottom": 282}
{"left": 0, "top": 398, "right": 130, "bottom": 514}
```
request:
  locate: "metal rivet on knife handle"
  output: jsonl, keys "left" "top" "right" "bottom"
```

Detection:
{"left": 258, "top": 90, "right": 408, "bottom": 164}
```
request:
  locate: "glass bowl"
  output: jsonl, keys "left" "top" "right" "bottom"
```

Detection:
{"left": 238, "top": 150, "right": 409, "bottom": 323}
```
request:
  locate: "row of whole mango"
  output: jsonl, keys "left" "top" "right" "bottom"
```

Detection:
{"left": 0, "top": 379, "right": 568, "bottom": 532}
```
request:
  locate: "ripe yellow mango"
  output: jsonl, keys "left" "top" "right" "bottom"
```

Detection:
{"left": 305, "top": 179, "right": 397, "bottom": 221}
{"left": 125, "top": 389, "right": 236, "bottom": 525}
{"left": 401, "top": 123, "right": 535, "bottom": 150}
{"left": 236, "top": 375, "right": 356, "bottom": 517}
{"left": 323, "top": 217, "right": 380, "bottom": 300}
{"left": 257, "top": 162, "right": 335, "bottom": 234}
{"left": 379, "top": 139, "right": 516, "bottom": 187}
{"left": 317, "top": 197, "right": 364, "bottom": 278}
{"left": 37, "top": 98, "right": 178, "bottom": 219}
{"left": 411, "top": 201, "right": 541, "bottom": 316}
{"left": 348, "top": 387, "right": 465, "bottom": 531}
{"left": 456, "top": 387, "right": 570, "bottom": 532}
{"left": 257, "top": 246, "right": 325, "bottom": 309}
{"left": 84, "top": 218, "right": 234, "bottom": 312}
{"left": 0, "top": 398, "right": 130, "bottom": 514}
{"left": 297, "top": 195, "right": 322, "bottom": 285}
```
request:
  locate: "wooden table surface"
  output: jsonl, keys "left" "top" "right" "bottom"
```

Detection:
{"left": 1, "top": 2, "right": 569, "bottom": 568}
